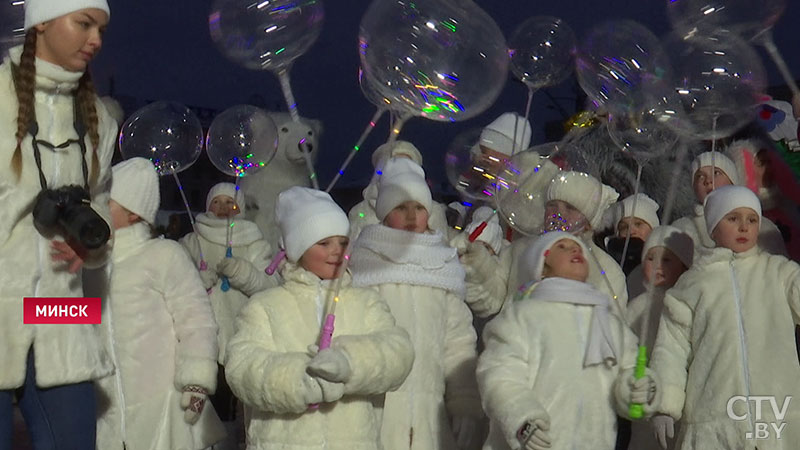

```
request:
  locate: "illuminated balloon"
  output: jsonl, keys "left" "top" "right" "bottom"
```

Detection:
{"left": 209, "top": 0, "right": 324, "bottom": 72}
{"left": 358, "top": 66, "right": 393, "bottom": 110}
{"left": 575, "top": 20, "right": 672, "bottom": 115}
{"left": 119, "top": 102, "right": 204, "bottom": 175}
{"left": 495, "top": 145, "right": 562, "bottom": 236}
{"left": 359, "top": 0, "right": 509, "bottom": 122}
{"left": 663, "top": 30, "right": 767, "bottom": 141}
{"left": 206, "top": 105, "right": 279, "bottom": 177}
{"left": 667, "top": 0, "right": 786, "bottom": 41}
{"left": 607, "top": 107, "right": 681, "bottom": 164}
{"left": 508, "top": 16, "right": 577, "bottom": 90}
{"left": 0, "top": 0, "right": 25, "bottom": 56}
{"left": 444, "top": 128, "right": 502, "bottom": 202}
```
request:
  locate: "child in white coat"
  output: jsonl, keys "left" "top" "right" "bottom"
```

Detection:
{"left": 96, "top": 158, "right": 225, "bottom": 450}
{"left": 672, "top": 151, "right": 786, "bottom": 260}
{"left": 624, "top": 225, "right": 693, "bottom": 450}
{"left": 646, "top": 185, "right": 800, "bottom": 450}
{"left": 180, "top": 182, "right": 278, "bottom": 446}
{"left": 224, "top": 186, "right": 414, "bottom": 450}
{"left": 478, "top": 232, "right": 650, "bottom": 450}
{"left": 350, "top": 158, "right": 482, "bottom": 450}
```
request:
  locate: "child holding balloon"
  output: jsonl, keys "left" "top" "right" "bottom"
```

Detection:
{"left": 224, "top": 186, "right": 413, "bottom": 450}
{"left": 349, "top": 158, "right": 483, "bottom": 450}
{"left": 95, "top": 158, "right": 225, "bottom": 450}
{"left": 180, "top": 182, "right": 277, "bottom": 445}
{"left": 478, "top": 231, "right": 649, "bottom": 450}
{"left": 637, "top": 186, "right": 800, "bottom": 450}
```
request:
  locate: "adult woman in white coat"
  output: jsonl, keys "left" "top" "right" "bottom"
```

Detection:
{"left": 95, "top": 158, "right": 225, "bottom": 450}
{"left": 0, "top": 0, "right": 116, "bottom": 447}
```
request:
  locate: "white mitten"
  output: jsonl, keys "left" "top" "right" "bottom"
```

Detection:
{"left": 451, "top": 416, "right": 476, "bottom": 449}
{"left": 315, "top": 377, "right": 345, "bottom": 403}
{"left": 629, "top": 375, "right": 656, "bottom": 404}
{"left": 307, "top": 348, "right": 352, "bottom": 383}
{"left": 217, "top": 256, "right": 244, "bottom": 278}
{"left": 198, "top": 267, "right": 219, "bottom": 290}
{"left": 518, "top": 419, "right": 552, "bottom": 450}
{"left": 300, "top": 373, "right": 324, "bottom": 405}
{"left": 181, "top": 386, "right": 208, "bottom": 425}
{"left": 652, "top": 415, "right": 675, "bottom": 450}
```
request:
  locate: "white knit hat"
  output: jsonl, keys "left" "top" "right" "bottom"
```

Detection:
{"left": 24, "top": 0, "right": 110, "bottom": 30}
{"left": 642, "top": 225, "right": 694, "bottom": 268}
{"left": 691, "top": 152, "right": 741, "bottom": 186}
{"left": 111, "top": 157, "right": 159, "bottom": 225}
{"left": 371, "top": 140, "right": 423, "bottom": 169}
{"left": 465, "top": 206, "right": 503, "bottom": 254}
{"left": 276, "top": 187, "right": 350, "bottom": 263}
{"left": 703, "top": 185, "right": 762, "bottom": 236}
{"left": 546, "top": 171, "right": 620, "bottom": 229}
{"left": 614, "top": 193, "right": 660, "bottom": 230}
{"left": 206, "top": 182, "right": 245, "bottom": 217}
{"left": 375, "top": 158, "right": 433, "bottom": 221}
{"left": 520, "top": 231, "right": 588, "bottom": 284}
{"left": 480, "top": 112, "right": 532, "bottom": 156}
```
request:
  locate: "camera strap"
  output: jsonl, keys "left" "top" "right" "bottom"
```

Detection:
{"left": 11, "top": 64, "right": 91, "bottom": 192}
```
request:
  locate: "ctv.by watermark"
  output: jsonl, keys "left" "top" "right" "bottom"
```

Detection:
{"left": 726, "top": 396, "right": 792, "bottom": 440}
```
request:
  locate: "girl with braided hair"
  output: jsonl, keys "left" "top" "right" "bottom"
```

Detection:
{"left": 0, "top": 1, "right": 117, "bottom": 448}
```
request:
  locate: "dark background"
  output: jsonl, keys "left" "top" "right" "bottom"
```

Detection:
{"left": 86, "top": 0, "right": 800, "bottom": 215}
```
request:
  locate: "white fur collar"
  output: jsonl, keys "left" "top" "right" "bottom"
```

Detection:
{"left": 111, "top": 222, "right": 152, "bottom": 263}
{"left": 7, "top": 45, "right": 83, "bottom": 94}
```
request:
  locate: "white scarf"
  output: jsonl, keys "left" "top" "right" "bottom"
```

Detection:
{"left": 195, "top": 212, "right": 263, "bottom": 246}
{"left": 519, "top": 277, "right": 619, "bottom": 368}
{"left": 350, "top": 224, "right": 466, "bottom": 296}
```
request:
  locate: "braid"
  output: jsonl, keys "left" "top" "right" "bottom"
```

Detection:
{"left": 76, "top": 71, "right": 101, "bottom": 187}
{"left": 11, "top": 30, "right": 38, "bottom": 179}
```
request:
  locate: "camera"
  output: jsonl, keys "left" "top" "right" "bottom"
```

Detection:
{"left": 32, "top": 185, "right": 110, "bottom": 250}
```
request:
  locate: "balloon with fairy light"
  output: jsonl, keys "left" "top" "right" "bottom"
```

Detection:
{"left": 444, "top": 128, "right": 507, "bottom": 204}
{"left": 119, "top": 101, "right": 208, "bottom": 269}
{"left": 662, "top": 30, "right": 767, "bottom": 142}
{"left": 666, "top": 0, "right": 797, "bottom": 99}
{"left": 206, "top": 104, "right": 279, "bottom": 291}
{"left": 0, "top": 0, "right": 25, "bottom": 56}
{"left": 508, "top": 16, "right": 576, "bottom": 154}
{"left": 576, "top": 20, "right": 672, "bottom": 117}
{"left": 209, "top": 0, "right": 324, "bottom": 188}
{"left": 358, "top": 0, "right": 509, "bottom": 140}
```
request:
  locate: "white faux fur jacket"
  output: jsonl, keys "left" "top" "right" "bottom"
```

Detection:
{"left": 0, "top": 47, "right": 116, "bottom": 389}
{"left": 651, "top": 246, "right": 800, "bottom": 450}
{"left": 224, "top": 263, "right": 414, "bottom": 450}
{"left": 95, "top": 222, "right": 225, "bottom": 450}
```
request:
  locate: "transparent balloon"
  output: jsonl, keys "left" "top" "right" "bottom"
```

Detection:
{"left": 495, "top": 144, "right": 564, "bottom": 236}
{"left": 542, "top": 173, "right": 592, "bottom": 234}
{"left": 508, "top": 16, "right": 577, "bottom": 90}
{"left": 542, "top": 140, "right": 596, "bottom": 178}
{"left": 575, "top": 20, "right": 672, "bottom": 115}
{"left": 119, "top": 102, "right": 204, "bottom": 175}
{"left": 606, "top": 107, "right": 681, "bottom": 164}
{"left": 208, "top": 0, "right": 324, "bottom": 72}
{"left": 206, "top": 105, "right": 279, "bottom": 177}
{"left": 358, "top": 66, "right": 393, "bottom": 110}
{"left": 662, "top": 30, "right": 767, "bottom": 141}
{"left": 444, "top": 128, "right": 507, "bottom": 202}
{"left": 0, "top": 0, "right": 25, "bottom": 56}
{"left": 667, "top": 0, "right": 786, "bottom": 42}
{"left": 359, "top": 0, "right": 509, "bottom": 122}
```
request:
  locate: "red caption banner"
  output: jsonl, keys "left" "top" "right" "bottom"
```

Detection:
{"left": 23, "top": 298, "right": 101, "bottom": 324}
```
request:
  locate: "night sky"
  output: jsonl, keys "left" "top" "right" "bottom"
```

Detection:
{"left": 88, "top": 0, "right": 800, "bottom": 200}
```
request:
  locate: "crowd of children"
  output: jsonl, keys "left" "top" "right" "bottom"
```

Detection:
{"left": 3, "top": 1, "right": 800, "bottom": 449}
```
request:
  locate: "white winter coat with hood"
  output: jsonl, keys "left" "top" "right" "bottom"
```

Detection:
{"left": 350, "top": 224, "right": 482, "bottom": 450}
{"left": 180, "top": 213, "right": 277, "bottom": 363}
{"left": 225, "top": 263, "right": 415, "bottom": 450}
{"left": 650, "top": 246, "right": 800, "bottom": 450}
{"left": 0, "top": 47, "right": 116, "bottom": 389}
{"left": 478, "top": 277, "right": 640, "bottom": 450}
{"left": 95, "top": 222, "right": 225, "bottom": 450}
